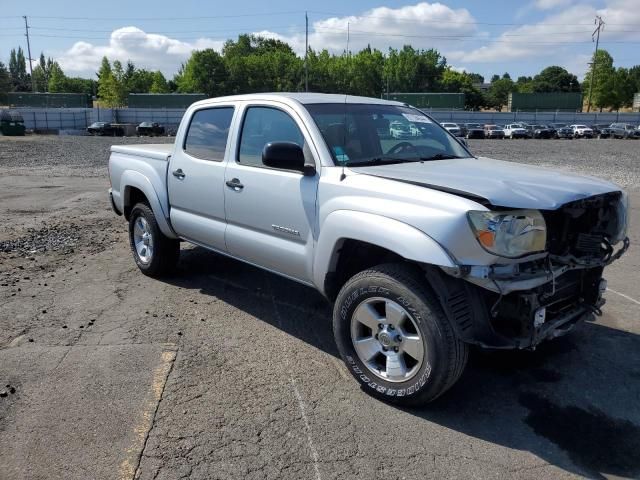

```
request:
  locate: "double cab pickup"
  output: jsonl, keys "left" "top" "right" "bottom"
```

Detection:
{"left": 109, "top": 93, "right": 629, "bottom": 405}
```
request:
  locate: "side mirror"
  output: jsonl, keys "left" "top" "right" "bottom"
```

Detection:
{"left": 262, "top": 142, "right": 315, "bottom": 175}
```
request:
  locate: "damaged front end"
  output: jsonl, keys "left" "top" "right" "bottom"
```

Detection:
{"left": 436, "top": 191, "right": 629, "bottom": 349}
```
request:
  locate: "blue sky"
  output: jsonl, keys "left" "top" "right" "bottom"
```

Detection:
{"left": 1, "top": 0, "right": 639, "bottom": 82}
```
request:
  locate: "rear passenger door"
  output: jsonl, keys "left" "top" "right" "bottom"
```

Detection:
{"left": 223, "top": 103, "right": 319, "bottom": 283}
{"left": 168, "top": 105, "right": 236, "bottom": 251}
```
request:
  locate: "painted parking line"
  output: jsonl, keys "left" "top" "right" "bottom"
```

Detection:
{"left": 607, "top": 288, "right": 640, "bottom": 306}
{"left": 120, "top": 346, "right": 177, "bottom": 480}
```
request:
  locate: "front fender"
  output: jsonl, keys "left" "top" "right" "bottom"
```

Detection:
{"left": 120, "top": 170, "right": 177, "bottom": 239}
{"left": 313, "top": 210, "right": 456, "bottom": 295}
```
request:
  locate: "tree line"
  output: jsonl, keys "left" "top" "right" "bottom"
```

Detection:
{"left": 2, "top": 34, "right": 639, "bottom": 111}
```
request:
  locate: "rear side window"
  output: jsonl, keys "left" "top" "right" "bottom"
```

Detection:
{"left": 184, "top": 107, "right": 234, "bottom": 161}
{"left": 238, "top": 107, "right": 304, "bottom": 167}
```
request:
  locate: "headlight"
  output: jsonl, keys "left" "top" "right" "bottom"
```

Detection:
{"left": 611, "top": 191, "right": 629, "bottom": 244}
{"left": 467, "top": 210, "right": 547, "bottom": 258}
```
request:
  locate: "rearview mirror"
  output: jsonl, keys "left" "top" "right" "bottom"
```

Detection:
{"left": 262, "top": 142, "right": 314, "bottom": 175}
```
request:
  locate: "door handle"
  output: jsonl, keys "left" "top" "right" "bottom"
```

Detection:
{"left": 225, "top": 178, "right": 244, "bottom": 191}
{"left": 172, "top": 168, "right": 185, "bottom": 179}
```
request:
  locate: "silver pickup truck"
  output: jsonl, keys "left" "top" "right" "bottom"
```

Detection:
{"left": 109, "top": 93, "right": 629, "bottom": 405}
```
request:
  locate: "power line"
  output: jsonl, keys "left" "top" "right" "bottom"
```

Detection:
{"left": 27, "top": 11, "right": 305, "bottom": 21}
{"left": 307, "top": 10, "right": 640, "bottom": 27}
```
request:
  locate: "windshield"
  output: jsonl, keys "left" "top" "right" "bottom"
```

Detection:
{"left": 304, "top": 103, "right": 470, "bottom": 166}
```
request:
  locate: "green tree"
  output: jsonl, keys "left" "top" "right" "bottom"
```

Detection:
{"left": 97, "top": 57, "right": 125, "bottom": 107}
{"left": 516, "top": 76, "right": 533, "bottom": 93}
{"left": 583, "top": 49, "right": 616, "bottom": 111}
{"left": 47, "top": 62, "right": 67, "bottom": 92}
{"left": 9, "top": 48, "right": 29, "bottom": 91}
{"left": 532, "top": 66, "right": 580, "bottom": 92}
{"left": 177, "top": 49, "right": 228, "bottom": 96}
{"left": 440, "top": 68, "right": 485, "bottom": 109}
{"left": 0, "top": 62, "right": 11, "bottom": 100}
{"left": 487, "top": 77, "right": 516, "bottom": 110}
{"left": 150, "top": 71, "right": 169, "bottom": 93}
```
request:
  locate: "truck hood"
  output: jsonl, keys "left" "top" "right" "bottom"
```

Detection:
{"left": 351, "top": 157, "right": 620, "bottom": 209}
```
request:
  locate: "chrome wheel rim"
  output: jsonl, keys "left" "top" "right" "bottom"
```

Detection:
{"left": 350, "top": 297, "right": 425, "bottom": 383}
{"left": 133, "top": 216, "right": 154, "bottom": 264}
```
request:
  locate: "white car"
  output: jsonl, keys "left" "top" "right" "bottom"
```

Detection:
{"left": 570, "top": 124, "right": 594, "bottom": 138}
{"left": 503, "top": 123, "right": 529, "bottom": 139}
{"left": 441, "top": 122, "right": 462, "bottom": 136}
{"left": 389, "top": 121, "right": 412, "bottom": 139}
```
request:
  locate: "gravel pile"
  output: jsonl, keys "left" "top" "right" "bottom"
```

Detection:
{"left": 0, "top": 224, "right": 82, "bottom": 255}
{"left": 0, "top": 219, "right": 118, "bottom": 256}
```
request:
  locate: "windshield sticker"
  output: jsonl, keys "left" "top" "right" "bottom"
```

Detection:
{"left": 402, "top": 113, "right": 432, "bottom": 123}
{"left": 333, "top": 146, "right": 350, "bottom": 163}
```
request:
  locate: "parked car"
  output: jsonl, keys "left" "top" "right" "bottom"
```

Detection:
{"left": 609, "top": 123, "right": 640, "bottom": 139}
{"left": 463, "top": 123, "right": 485, "bottom": 139}
{"left": 137, "top": 122, "right": 166, "bottom": 136}
{"left": 108, "top": 93, "right": 629, "bottom": 406}
{"left": 87, "top": 122, "right": 116, "bottom": 136}
{"left": 591, "top": 124, "right": 613, "bottom": 139}
{"left": 503, "top": 123, "right": 529, "bottom": 139}
{"left": 555, "top": 126, "right": 574, "bottom": 139}
{"left": 389, "top": 120, "right": 413, "bottom": 139}
{"left": 570, "top": 124, "right": 594, "bottom": 138}
{"left": 441, "top": 122, "right": 463, "bottom": 137}
{"left": 483, "top": 124, "right": 505, "bottom": 139}
{"left": 528, "top": 124, "right": 553, "bottom": 139}
{"left": 544, "top": 124, "right": 558, "bottom": 137}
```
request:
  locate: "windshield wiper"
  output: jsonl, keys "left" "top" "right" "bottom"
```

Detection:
{"left": 418, "top": 153, "right": 462, "bottom": 161}
{"left": 346, "top": 157, "right": 422, "bottom": 167}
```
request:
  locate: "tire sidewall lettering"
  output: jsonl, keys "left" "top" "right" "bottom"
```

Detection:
{"left": 340, "top": 285, "right": 433, "bottom": 399}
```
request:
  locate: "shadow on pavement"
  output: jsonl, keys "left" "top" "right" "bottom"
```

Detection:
{"left": 164, "top": 246, "right": 640, "bottom": 479}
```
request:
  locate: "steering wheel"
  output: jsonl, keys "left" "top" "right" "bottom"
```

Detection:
{"left": 386, "top": 141, "right": 418, "bottom": 155}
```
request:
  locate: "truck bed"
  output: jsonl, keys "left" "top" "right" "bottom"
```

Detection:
{"left": 110, "top": 144, "right": 173, "bottom": 161}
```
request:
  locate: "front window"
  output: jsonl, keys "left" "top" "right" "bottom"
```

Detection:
{"left": 304, "top": 103, "right": 469, "bottom": 166}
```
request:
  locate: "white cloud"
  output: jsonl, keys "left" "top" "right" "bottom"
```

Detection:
{"left": 257, "top": 2, "right": 479, "bottom": 56}
{"left": 459, "top": 0, "right": 640, "bottom": 70}
{"left": 58, "top": 27, "right": 224, "bottom": 77}
{"left": 534, "top": 0, "right": 573, "bottom": 10}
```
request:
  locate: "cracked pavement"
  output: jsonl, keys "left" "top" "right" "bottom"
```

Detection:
{"left": 1, "top": 136, "right": 639, "bottom": 479}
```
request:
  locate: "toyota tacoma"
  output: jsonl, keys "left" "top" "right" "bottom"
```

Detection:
{"left": 108, "top": 93, "right": 629, "bottom": 406}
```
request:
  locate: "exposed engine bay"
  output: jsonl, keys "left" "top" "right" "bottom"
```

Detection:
{"left": 437, "top": 192, "right": 629, "bottom": 349}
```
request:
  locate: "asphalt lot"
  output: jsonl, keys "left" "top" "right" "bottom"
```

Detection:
{"left": 0, "top": 135, "right": 639, "bottom": 479}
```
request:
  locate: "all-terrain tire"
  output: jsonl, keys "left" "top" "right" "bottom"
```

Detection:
{"left": 333, "top": 263, "right": 468, "bottom": 406}
{"left": 128, "top": 202, "right": 179, "bottom": 277}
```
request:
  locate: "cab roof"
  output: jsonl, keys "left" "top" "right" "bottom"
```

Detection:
{"left": 191, "top": 92, "right": 405, "bottom": 108}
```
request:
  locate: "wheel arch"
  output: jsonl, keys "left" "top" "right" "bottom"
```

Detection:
{"left": 314, "top": 210, "right": 456, "bottom": 300}
{"left": 120, "top": 170, "right": 177, "bottom": 239}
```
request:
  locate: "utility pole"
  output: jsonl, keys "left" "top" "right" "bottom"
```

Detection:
{"left": 346, "top": 22, "right": 350, "bottom": 56}
{"left": 23, "top": 15, "right": 35, "bottom": 92}
{"left": 586, "top": 15, "right": 604, "bottom": 113}
{"left": 304, "top": 12, "right": 308, "bottom": 92}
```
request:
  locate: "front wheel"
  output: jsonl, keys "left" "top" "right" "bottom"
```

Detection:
{"left": 333, "top": 264, "right": 468, "bottom": 406}
{"left": 128, "top": 203, "right": 180, "bottom": 277}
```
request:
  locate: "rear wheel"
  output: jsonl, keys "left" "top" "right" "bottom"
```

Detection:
{"left": 128, "top": 203, "right": 179, "bottom": 277}
{"left": 333, "top": 263, "right": 468, "bottom": 406}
